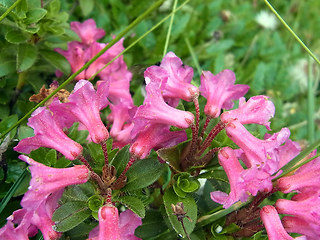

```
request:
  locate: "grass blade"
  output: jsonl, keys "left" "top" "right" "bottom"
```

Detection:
{"left": 0, "top": 169, "right": 28, "bottom": 215}
{"left": 162, "top": 0, "right": 178, "bottom": 58}
{"left": 0, "top": 0, "right": 23, "bottom": 22}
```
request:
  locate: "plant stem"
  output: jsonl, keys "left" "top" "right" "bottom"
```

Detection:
{"left": 308, "top": 57, "right": 315, "bottom": 143}
{"left": 193, "top": 97, "right": 200, "bottom": 136}
{"left": 201, "top": 117, "right": 211, "bottom": 138}
{"left": 0, "top": 0, "right": 166, "bottom": 140}
{"left": 101, "top": 141, "right": 109, "bottom": 166}
{"left": 264, "top": 0, "right": 320, "bottom": 67}
{"left": 185, "top": 37, "right": 202, "bottom": 81}
{"left": 0, "top": 0, "right": 23, "bottom": 22}
{"left": 163, "top": 0, "right": 178, "bottom": 58}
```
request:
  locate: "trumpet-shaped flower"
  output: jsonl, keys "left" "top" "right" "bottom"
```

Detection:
{"left": 260, "top": 205, "right": 295, "bottom": 240}
{"left": 50, "top": 80, "right": 109, "bottom": 144}
{"left": 55, "top": 42, "right": 86, "bottom": 81}
{"left": 225, "top": 120, "right": 290, "bottom": 172}
{"left": 130, "top": 123, "right": 187, "bottom": 159}
{"left": 132, "top": 75, "right": 194, "bottom": 135}
{"left": 144, "top": 52, "right": 198, "bottom": 106}
{"left": 221, "top": 95, "right": 275, "bottom": 130}
{"left": 282, "top": 216, "right": 319, "bottom": 240}
{"left": 277, "top": 153, "right": 320, "bottom": 193}
{"left": 88, "top": 206, "right": 142, "bottom": 240}
{"left": 14, "top": 107, "right": 83, "bottom": 160}
{"left": 70, "top": 19, "right": 105, "bottom": 45}
{"left": 19, "top": 155, "right": 89, "bottom": 207}
{"left": 200, "top": 70, "right": 249, "bottom": 118}
{"left": 210, "top": 147, "right": 273, "bottom": 208}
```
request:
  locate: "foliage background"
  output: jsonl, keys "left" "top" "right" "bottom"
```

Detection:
{"left": 0, "top": 0, "right": 319, "bottom": 239}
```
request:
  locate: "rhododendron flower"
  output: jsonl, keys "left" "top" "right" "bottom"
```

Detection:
{"left": 260, "top": 205, "right": 296, "bottom": 240}
{"left": 19, "top": 155, "right": 89, "bottom": 206}
{"left": 50, "top": 80, "right": 109, "bottom": 144}
{"left": 210, "top": 147, "right": 273, "bottom": 208}
{"left": 144, "top": 52, "right": 198, "bottom": 106}
{"left": 70, "top": 18, "right": 105, "bottom": 45}
{"left": 130, "top": 123, "right": 187, "bottom": 159}
{"left": 88, "top": 206, "right": 142, "bottom": 240}
{"left": 0, "top": 191, "right": 63, "bottom": 240}
{"left": 282, "top": 216, "right": 319, "bottom": 240}
{"left": 14, "top": 107, "right": 83, "bottom": 160}
{"left": 225, "top": 120, "right": 290, "bottom": 171}
{"left": 132, "top": 74, "right": 194, "bottom": 135}
{"left": 277, "top": 152, "right": 320, "bottom": 193}
{"left": 55, "top": 42, "right": 86, "bottom": 80}
{"left": 200, "top": 70, "right": 249, "bottom": 118}
{"left": 221, "top": 95, "right": 275, "bottom": 130}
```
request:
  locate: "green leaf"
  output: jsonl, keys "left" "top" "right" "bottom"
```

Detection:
{"left": 52, "top": 201, "right": 91, "bottom": 232}
{"left": 0, "top": 61, "right": 16, "bottom": 77}
{"left": 15, "top": 0, "right": 27, "bottom": 18}
{"left": 87, "top": 142, "right": 104, "bottom": 167}
{"left": 39, "top": 49, "right": 71, "bottom": 74}
{"left": 79, "top": 0, "right": 94, "bottom": 16}
{"left": 25, "top": 8, "right": 47, "bottom": 24}
{"left": 117, "top": 195, "right": 145, "bottom": 218}
{"left": 30, "top": 148, "right": 50, "bottom": 165}
{"left": 110, "top": 145, "right": 130, "bottom": 177}
{"left": 17, "top": 44, "right": 37, "bottom": 72}
{"left": 157, "top": 140, "right": 191, "bottom": 172}
{"left": 45, "top": 149, "right": 57, "bottom": 166}
{"left": 5, "top": 30, "right": 28, "bottom": 44}
{"left": 163, "top": 188, "right": 197, "bottom": 238}
{"left": 135, "top": 209, "right": 168, "bottom": 239}
{"left": 87, "top": 195, "right": 104, "bottom": 211}
{"left": 122, "top": 157, "right": 166, "bottom": 191}
{"left": 47, "top": 0, "right": 60, "bottom": 14}
{"left": 0, "top": 114, "right": 18, "bottom": 138}
{"left": 17, "top": 125, "right": 34, "bottom": 140}
{"left": 67, "top": 122, "right": 89, "bottom": 144}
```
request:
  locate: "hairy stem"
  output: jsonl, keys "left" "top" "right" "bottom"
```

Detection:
{"left": 101, "top": 141, "right": 109, "bottom": 166}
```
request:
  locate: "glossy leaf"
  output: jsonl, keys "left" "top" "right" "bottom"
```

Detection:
{"left": 0, "top": 61, "right": 16, "bottom": 77}
{"left": 163, "top": 187, "right": 197, "bottom": 238}
{"left": 117, "top": 195, "right": 145, "bottom": 218}
{"left": 122, "top": 157, "right": 166, "bottom": 191}
{"left": 5, "top": 30, "right": 28, "bottom": 44}
{"left": 25, "top": 8, "right": 47, "bottom": 24}
{"left": 40, "top": 49, "right": 71, "bottom": 74}
{"left": 17, "top": 44, "right": 37, "bottom": 72}
{"left": 52, "top": 201, "right": 91, "bottom": 232}
{"left": 110, "top": 145, "right": 130, "bottom": 177}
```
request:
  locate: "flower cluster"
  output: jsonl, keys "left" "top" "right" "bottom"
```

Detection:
{"left": 1, "top": 18, "right": 318, "bottom": 240}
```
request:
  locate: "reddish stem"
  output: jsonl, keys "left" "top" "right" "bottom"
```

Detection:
{"left": 101, "top": 141, "right": 109, "bottom": 166}
{"left": 78, "top": 155, "right": 93, "bottom": 171}
{"left": 193, "top": 97, "right": 200, "bottom": 137}
{"left": 106, "top": 188, "right": 112, "bottom": 204}
{"left": 197, "top": 121, "right": 225, "bottom": 157}
{"left": 117, "top": 156, "right": 137, "bottom": 181}
{"left": 201, "top": 117, "right": 211, "bottom": 138}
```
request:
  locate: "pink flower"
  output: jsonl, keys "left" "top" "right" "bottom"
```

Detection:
{"left": 88, "top": 206, "right": 142, "bottom": 240}
{"left": 50, "top": 80, "right": 109, "bottom": 144}
{"left": 221, "top": 95, "right": 275, "bottom": 130}
{"left": 200, "top": 70, "right": 249, "bottom": 118}
{"left": 70, "top": 19, "right": 105, "bottom": 45}
{"left": 84, "top": 40, "right": 125, "bottom": 79}
{"left": 276, "top": 191, "right": 320, "bottom": 238}
{"left": 210, "top": 147, "right": 273, "bottom": 208}
{"left": 277, "top": 152, "right": 319, "bottom": 193}
{"left": 14, "top": 107, "right": 83, "bottom": 160}
{"left": 144, "top": 52, "right": 198, "bottom": 106}
{"left": 282, "top": 216, "right": 319, "bottom": 240}
{"left": 132, "top": 76, "right": 194, "bottom": 134}
{"left": 225, "top": 120, "right": 290, "bottom": 172}
{"left": 130, "top": 123, "right": 187, "bottom": 159}
{"left": 260, "top": 205, "right": 295, "bottom": 240}
{"left": 55, "top": 42, "right": 86, "bottom": 80}
{"left": 0, "top": 190, "right": 64, "bottom": 240}
{"left": 19, "top": 155, "right": 89, "bottom": 207}
{"left": 210, "top": 147, "right": 251, "bottom": 208}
